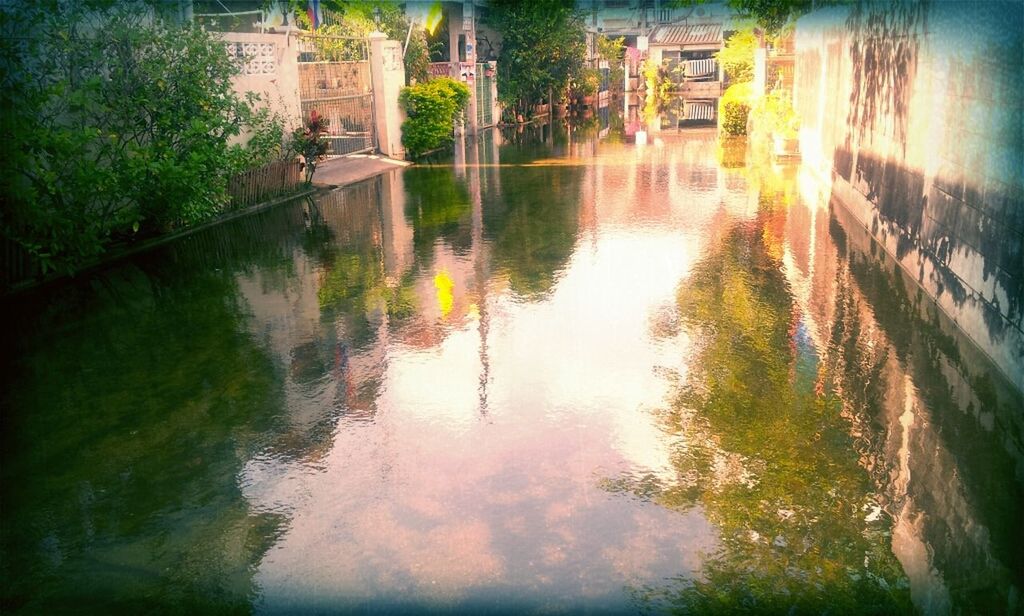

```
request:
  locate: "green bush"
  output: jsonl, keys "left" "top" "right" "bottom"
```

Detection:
{"left": 719, "top": 82, "right": 755, "bottom": 136}
{"left": 399, "top": 78, "right": 470, "bottom": 158}
{"left": 0, "top": 3, "right": 282, "bottom": 275}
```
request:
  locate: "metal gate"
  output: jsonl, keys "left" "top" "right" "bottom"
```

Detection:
{"left": 295, "top": 33, "right": 375, "bottom": 157}
{"left": 475, "top": 63, "right": 493, "bottom": 128}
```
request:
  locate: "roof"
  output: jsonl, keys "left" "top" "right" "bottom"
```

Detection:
{"left": 649, "top": 23, "right": 723, "bottom": 47}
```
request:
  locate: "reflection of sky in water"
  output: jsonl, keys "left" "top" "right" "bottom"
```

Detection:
{"left": 239, "top": 138, "right": 735, "bottom": 612}
{"left": 3, "top": 116, "right": 1021, "bottom": 613}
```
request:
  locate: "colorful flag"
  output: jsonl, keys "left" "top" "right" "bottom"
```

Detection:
{"left": 307, "top": 0, "right": 321, "bottom": 31}
{"left": 425, "top": 2, "right": 443, "bottom": 36}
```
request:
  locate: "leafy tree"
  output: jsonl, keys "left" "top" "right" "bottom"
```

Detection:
{"left": 716, "top": 28, "right": 757, "bottom": 84}
{"left": 484, "top": 0, "right": 587, "bottom": 117}
{"left": 0, "top": 2, "right": 282, "bottom": 276}
{"left": 668, "top": 0, "right": 821, "bottom": 34}
{"left": 596, "top": 34, "right": 625, "bottom": 62}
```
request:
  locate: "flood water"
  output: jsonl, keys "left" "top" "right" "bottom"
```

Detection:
{"left": 2, "top": 118, "right": 1022, "bottom": 614}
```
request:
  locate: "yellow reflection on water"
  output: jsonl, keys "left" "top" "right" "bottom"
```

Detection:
{"left": 434, "top": 270, "right": 454, "bottom": 318}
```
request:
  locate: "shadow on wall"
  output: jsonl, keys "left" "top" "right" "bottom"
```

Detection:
{"left": 844, "top": 1, "right": 929, "bottom": 153}
{"left": 809, "top": 0, "right": 1024, "bottom": 387}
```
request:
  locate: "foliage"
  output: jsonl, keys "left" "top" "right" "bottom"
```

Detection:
{"left": 227, "top": 100, "right": 288, "bottom": 171}
{"left": 719, "top": 82, "right": 755, "bottom": 136}
{"left": 293, "top": 0, "right": 431, "bottom": 84}
{"left": 290, "top": 111, "right": 330, "bottom": 184}
{"left": 667, "top": 0, "right": 823, "bottom": 34}
{"left": 570, "top": 68, "right": 602, "bottom": 99}
{"left": 597, "top": 35, "right": 626, "bottom": 92}
{"left": 621, "top": 203, "right": 912, "bottom": 613}
{"left": 596, "top": 35, "right": 625, "bottom": 62}
{"left": 0, "top": 2, "right": 283, "bottom": 276}
{"left": 398, "top": 78, "right": 470, "bottom": 157}
{"left": 725, "top": 0, "right": 817, "bottom": 34}
{"left": 485, "top": 0, "right": 587, "bottom": 115}
{"left": 642, "top": 59, "right": 673, "bottom": 101}
{"left": 716, "top": 28, "right": 757, "bottom": 84}
{"left": 750, "top": 89, "right": 800, "bottom": 139}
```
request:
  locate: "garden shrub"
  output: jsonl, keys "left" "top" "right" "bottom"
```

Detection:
{"left": 719, "top": 82, "right": 755, "bottom": 136}
{"left": 399, "top": 78, "right": 470, "bottom": 158}
{"left": 0, "top": 3, "right": 283, "bottom": 275}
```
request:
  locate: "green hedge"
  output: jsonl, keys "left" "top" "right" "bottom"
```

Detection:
{"left": 399, "top": 78, "right": 470, "bottom": 158}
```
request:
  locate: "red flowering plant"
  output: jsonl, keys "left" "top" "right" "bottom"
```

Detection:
{"left": 291, "top": 110, "right": 330, "bottom": 184}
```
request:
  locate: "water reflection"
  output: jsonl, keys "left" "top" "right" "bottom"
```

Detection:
{"left": 1, "top": 106, "right": 1021, "bottom": 614}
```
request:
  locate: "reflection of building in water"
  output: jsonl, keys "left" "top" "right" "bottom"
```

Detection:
{"left": 774, "top": 165, "right": 1024, "bottom": 614}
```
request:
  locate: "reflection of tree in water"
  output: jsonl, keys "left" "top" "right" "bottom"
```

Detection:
{"left": 403, "top": 167, "right": 472, "bottom": 261}
{"left": 0, "top": 261, "right": 288, "bottom": 612}
{"left": 619, "top": 209, "right": 912, "bottom": 612}
{"left": 483, "top": 162, "right": 583, "bottom": 299}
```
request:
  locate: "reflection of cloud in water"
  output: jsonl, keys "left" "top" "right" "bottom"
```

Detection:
{"left": 243, "top": 403, "right": 717, "bottom": 612}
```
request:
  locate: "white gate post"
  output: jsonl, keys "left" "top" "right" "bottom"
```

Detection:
{"left": 368, "top": 32, "right": 406, "bottom": 159}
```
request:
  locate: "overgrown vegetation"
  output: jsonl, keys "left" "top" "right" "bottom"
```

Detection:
{"left": 398, "top": 78, "right": 470, "bottom": 157}
{"left": 291, "top": 0, "right": 431, "bottom": 84}
{"left": 597, "top": 35, "right": 625, "bottom": 93}
{"left": 642, "top": 58, "right": 674, "bottom": 101}
{"left": 716, "top": 28, "right": 757, "bottom": 84}
{"left": 484, "top": 0, "right": 586, "bottom": 118}
{"left": 715, "top": 29, "right": 757, "bottom": 136}
{"left": 750, "top": 89, "right": 800, "bottom": 139}
{"left": 668, "top": 0, "right": 824, "bottom": 34}
{"left": 569, "top": 68, "right": 602, "bottom": 100}
{"left": 0, "top": 2, "right": 286, "bottom": 275}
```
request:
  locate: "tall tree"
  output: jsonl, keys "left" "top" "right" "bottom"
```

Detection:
{"left": 485, "top": 0, "right": 586, "bottom": 117}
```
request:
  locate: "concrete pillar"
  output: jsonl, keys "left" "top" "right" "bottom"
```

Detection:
{"left": 753, "top": 47, "right": 767, "bottom": 97}
{"left": 463, "top": 2, "right": 479, "bottom": 135}
{"left": 368, "top": 31, "right": 406, "bottom": 159}
{"left": 489, "top": 62, "right": 500, "bottom": 126}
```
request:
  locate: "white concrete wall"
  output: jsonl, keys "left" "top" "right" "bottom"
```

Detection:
{"left": 220, "top": 32, "right": 302, "bottom": 133}
{"left": 794, "top": 1, "right": 1024, "bottom": 390}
